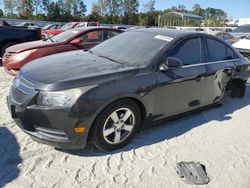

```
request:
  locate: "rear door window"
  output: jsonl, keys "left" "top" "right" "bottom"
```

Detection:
{"left": 205, "top": 38, "right": 237, "bottom": 62}
{"left": 81, "top": 30, "right": 103, "bottom": 43}
{"left": 168, "top": 37, "right": 201, "bottom": 66}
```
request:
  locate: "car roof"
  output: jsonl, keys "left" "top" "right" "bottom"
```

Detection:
{"left": 72, "top": 26, "right": 121, "bottom": 32}
{"left": 130, "top": 28, "right": 196, "bottom": 38}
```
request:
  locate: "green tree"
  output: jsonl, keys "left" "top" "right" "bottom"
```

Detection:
{"left": 33, "top": 0, "right": 42, "bottom": 16}
{"left": 192, "top": 3, "right": 205, "bottom": 17}
{"left": 140, "top": 0, "right": 157, "bottom": 26}
{"left": 111, "top": 0, "right": 123, "bottom": 23}
{"left": 87, "top": 2, "right": 102, "bottom": 21}
{"left": 171, "top": 4, "right": 186, "bottom": 12}
{"left": 17, "top": 0, "right": 33, "bottom": 19}
{"left": 123, "top": 0, "right": 139, "bottom": 25}
{"left": 0, "top": 9, "right": 4, "bottom": 18}
{"left": 3, "top": 0, "right": 16, "bottom": 17}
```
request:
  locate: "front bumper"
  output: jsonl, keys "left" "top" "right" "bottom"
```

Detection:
{"left": 7, "top": 90, "right": 90, "bottom": 149}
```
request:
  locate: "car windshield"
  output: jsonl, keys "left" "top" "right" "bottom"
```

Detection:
{"left": 76, "top": 23, "right": 88, "bottom": 28}
{"left": 60, "top": 22, "right": 75, "bottom": 31}
{"left": 42, "top": 24, "right": 52, "bottom": 30}
{"left": 91, "top": 31, "right": 170, "bottom": 67}
{"left": 49, "top": 29, "right": 80, "bottom": 43}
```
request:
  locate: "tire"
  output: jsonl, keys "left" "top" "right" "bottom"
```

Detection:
{"left": 1, "top": 42, "right": 18, "bottom": 57}
{"left": 231, "top": 80, "right": 246, "bottom": 98}
{"left": 91, "top": 99, "right": 141, "bottom": 151}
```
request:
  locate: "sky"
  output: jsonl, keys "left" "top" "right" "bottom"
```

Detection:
{"left": 0, "top": 0, "right": 250, "bottom": 18}
{"left": 84, "top": 0, "right": 250, "bottom": 18}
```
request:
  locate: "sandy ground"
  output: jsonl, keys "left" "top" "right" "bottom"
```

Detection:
{"left": 0, "top": 67, "right": 250, "bottom": 188}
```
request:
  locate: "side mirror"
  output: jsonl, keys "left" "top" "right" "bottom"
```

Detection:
{"left": 159, "top": 57, "right": 183, "bottom": 71}
{"left": 70, "top": 38, "right": 82, "bottom": 45}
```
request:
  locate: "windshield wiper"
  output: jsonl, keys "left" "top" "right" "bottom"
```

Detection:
{"left": 41, "top": 28, "right": 54, "bottom": 42}
{"left": 98, "top": 55, "right": 123, "bottom": 64}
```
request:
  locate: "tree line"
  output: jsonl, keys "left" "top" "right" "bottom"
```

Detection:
{"left": 0, "top": 0, "right": 228, "bottom": 26}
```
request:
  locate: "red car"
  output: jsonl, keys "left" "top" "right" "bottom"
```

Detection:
{"left": 3, "top": 27, "right": 122, "bottom": 76}
{"left": 42, "top": 22, "right": 100, "bottom": 38}
{"left": 41, "top": 22, "right": 81, "bottom": 38}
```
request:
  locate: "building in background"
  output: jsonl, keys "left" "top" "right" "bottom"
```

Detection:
{"left": 228, "top": 18, "right": 250, "bottom": 26}
{"left": 158, "top": 12, "right": 203, "bottom": 27}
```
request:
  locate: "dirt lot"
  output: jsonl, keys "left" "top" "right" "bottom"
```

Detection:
{"left": 0, "top": 67, "right": 250, "bottom": 188}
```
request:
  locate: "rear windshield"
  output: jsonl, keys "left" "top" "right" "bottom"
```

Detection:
{"left": 91, "top": 31, "right": 170, "bottom": 67}
{"left": 50, "top": 29, "right": 80, "bottom": 43}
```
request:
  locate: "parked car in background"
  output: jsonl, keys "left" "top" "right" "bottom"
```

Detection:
{"left": 231, "top": 24, "right": 250, "bottom": 38}
{"left": 7, "top": 28, "right": 250, "bottom": 151}
{"left": 206, "top": 31, "right": 238, "bottom": 44}
{"left": 76, "top": 22, "right": 100, "bottom": 28}
{"left": 0, "top": 26, "right": 41, "bottom": 58}
{"left": 0, "top": 20, "right": 10, "bottom": 27}
{"left": 233, "top": 36, "right": 250, "bottom": 60}
{"left": 113, "top": 26, "right": 127, "bottom": 30}
{"left": 42, "top": 24, "right": 62, "bottom": 30}
{"left": 16, "top": 22, "right": 40, "bottom": 29}
{"left": 41, "top": 22, "right": 81, "bottom": 39}
{"left": 3, "top": 27, "right": 122, "bottom": 75}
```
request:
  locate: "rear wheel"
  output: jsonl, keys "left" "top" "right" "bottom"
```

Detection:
{"left": 91, "top": 99, "right": 141, "bottom": 151}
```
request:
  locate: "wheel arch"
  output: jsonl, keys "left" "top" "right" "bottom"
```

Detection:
{"left": 87, "top": 96, "right": 147, "bottom": 140}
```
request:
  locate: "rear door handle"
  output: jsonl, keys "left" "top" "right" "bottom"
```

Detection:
{"left": 195, "top": 75, "right": 205, "bottom": 81}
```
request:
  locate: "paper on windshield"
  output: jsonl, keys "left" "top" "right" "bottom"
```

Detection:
{"left": 154, "top": 35, "right": 173, "bottom": 42}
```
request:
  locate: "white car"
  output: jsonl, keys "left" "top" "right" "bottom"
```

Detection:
{"left": 17, "top": 22, "right": 40, "bottom": 29}
{"left": 233, "top": 36, "right": 250, "bottom": 60}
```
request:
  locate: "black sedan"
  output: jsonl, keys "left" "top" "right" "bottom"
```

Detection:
{"left": 7, "top": 28, "right": 250, "bottom": 151}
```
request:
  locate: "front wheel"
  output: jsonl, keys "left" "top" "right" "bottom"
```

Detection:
{"left": 91, "top": 99, "right": 141, "bottom": 151}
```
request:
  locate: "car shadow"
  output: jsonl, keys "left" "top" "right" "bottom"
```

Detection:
{"left": 0, "top": 126, "right": 22, "bottom": 187}
{"left": 58, "top": 85, "right": 250, "bottom": 157}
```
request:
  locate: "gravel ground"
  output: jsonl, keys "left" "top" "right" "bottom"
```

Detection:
{"left": 0, "top": 67, "right": 250, "bottom": 188}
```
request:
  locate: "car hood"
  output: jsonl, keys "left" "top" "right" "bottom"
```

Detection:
{"left": 6, "top": 40, "right": 60, "bottom": 53}
{"left": 233, "top": 39, "right": 250, "bottom": 50}
{"left": 20, "top": 50, "right": 138, "bottom": 91}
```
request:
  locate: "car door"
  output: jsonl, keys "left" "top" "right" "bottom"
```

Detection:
{"left": 79, "top": 30, "right": 104, "bottom": 49}
{"left": 200, "top": 36, "right": 240, "bottom": 106}
{"left": 155, "top": 36, "right": 207, "bottom": 119}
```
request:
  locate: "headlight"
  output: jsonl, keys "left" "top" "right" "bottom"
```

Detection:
{"left": 37, "top": 86, "right": 96, "bottom": 107}
{"left": 11, "top": 49, "right": 37, "bottom": 62}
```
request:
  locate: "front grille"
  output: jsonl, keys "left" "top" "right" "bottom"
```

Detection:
{"left": 11, "top": 76, "right": 34, "bottom": 104}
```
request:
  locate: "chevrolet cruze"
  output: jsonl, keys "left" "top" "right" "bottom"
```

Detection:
{"left": 7, "top": 28, "right": 250, "bottom": 151}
